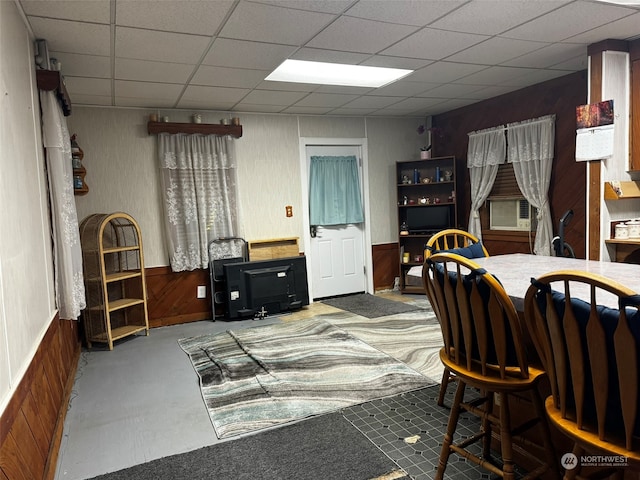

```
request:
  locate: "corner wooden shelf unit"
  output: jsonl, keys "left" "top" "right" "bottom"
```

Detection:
{"left": 604, "top": 180, "right": 640, "bottom": 200}
{"left": 79, "top": 213, "right": 149, "bottom": 350}
{"left": 147, "top": 121, "right": 242, "bottom": 137}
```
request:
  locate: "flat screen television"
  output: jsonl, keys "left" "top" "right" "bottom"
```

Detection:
{"left": 406, "top": 205, "right": 451, "bottom": 234}
{"left": 223, "top": 256, "right": 309, "bottom": 319}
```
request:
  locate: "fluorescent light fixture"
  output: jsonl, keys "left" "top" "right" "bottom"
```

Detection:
{"left": 265, "top": 59, "right": 413, "bottom": 88}
{"left": 593, "top": 0, "right": 640, "bottom": 4}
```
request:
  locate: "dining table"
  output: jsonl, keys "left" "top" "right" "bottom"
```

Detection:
{"left": 411, "top": 253, "right": 640, "bottom": 311}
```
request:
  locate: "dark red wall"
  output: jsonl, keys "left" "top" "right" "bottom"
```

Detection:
{"left": 432, "top": 70, "right": 588, "bottom": 259}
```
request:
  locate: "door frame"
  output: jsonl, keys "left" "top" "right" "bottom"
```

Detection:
{"left": 299, "top": 137, "right": 374, "bottom": 301}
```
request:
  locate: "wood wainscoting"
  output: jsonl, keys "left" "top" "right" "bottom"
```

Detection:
{"left": 145, "top": 266, "right": 212, "bottom": 328}
{"left": 373, "top": 242, "right": 401, "bottom": 292}
{"left": 0, "top": 316, "right": 80, "bottom": 480}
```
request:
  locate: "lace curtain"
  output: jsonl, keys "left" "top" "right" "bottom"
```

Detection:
{"left": 39, "top": 91, "right": 86, "bottom": 319}
{"left": 507, "top": 115, "right": 555, "bottom": 255}
{"left": 158, "top": 133, "right": 239, "bottom": 271}
{"left": 467, "top": 127, "right": 506, "bottom": 239}
{"left": 309, "top": 155, "right": 364, "bottom": 226}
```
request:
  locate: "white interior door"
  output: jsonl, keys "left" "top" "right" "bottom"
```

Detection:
{"left": 306, "top": 145, "right": 366, "bottom": 300}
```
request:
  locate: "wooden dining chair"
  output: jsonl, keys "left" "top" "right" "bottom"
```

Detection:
{"left": 424, "top": 252, "right": 559, "bottom": 480}
{"left": 524, "top": 270, "right": 640, "bottom": 478}
{"left": 424, "top": 228, "right": 489, "bottom": 406}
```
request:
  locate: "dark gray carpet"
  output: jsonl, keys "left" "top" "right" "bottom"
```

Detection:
{"left": 322, "top": 293, "right": 422, "bottom": 318}
{"left": 87, "top": 412, "right": 407, "bottom": 480}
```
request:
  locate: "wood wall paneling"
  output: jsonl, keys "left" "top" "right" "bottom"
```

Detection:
{"left": 145, "top": 266, "right": 212, "bottom": 327}
{"left": 0, "top": 317, "right": 80, "bottom": 480}
{"left": 372, "top": 243, "right": 400, "bottom": 291}
{"left": 433, "top": 71, "right": 588, "bottom": 259}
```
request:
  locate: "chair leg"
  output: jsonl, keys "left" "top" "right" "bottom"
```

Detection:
{"left": 436, "top": 379, "right": 466, "bottom": 480}
{"left": 437, "top": 368, "right": 451, "bottom": 407}
{"left": 498, "top": 392, "right": 516, "bottom": 480}
{"left": 563, "top": 444, "right": 583, "bottom": 480}
{"left": 530, "top": 389, "right": 561, "bottom": 478}
{"left": 482, "top": 390, "right": 494, "bottom": 459}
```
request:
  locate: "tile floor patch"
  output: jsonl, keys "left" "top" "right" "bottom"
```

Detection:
{"left": 341, "top": 383, "right": 529, "bottom": 480}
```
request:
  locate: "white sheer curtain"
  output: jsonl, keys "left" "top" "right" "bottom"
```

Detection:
{"left": 507, "top": 115, "right": 555, "bottom": 255}
{"left": 467, "top": 127, "right": 506, "bottom": 239}
{"left": 39, "top": 91, "right": 86, "bottom": 319}
{"left": 158, "top": 133, "right": 239, "bottom": 271}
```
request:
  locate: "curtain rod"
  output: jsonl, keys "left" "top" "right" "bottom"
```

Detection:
{"left": 467, "top": 114, "right": 555, "bottom": 137}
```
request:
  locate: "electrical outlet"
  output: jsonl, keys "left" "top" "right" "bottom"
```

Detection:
{"left": 197, "top": 285, "right": 206, "bottom": 298}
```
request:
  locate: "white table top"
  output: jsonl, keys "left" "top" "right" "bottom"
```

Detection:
{"left": 414, "top": 253, "right": 640, "bottom": 311}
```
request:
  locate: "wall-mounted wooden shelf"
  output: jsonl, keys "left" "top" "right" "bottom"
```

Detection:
{"left": 36, "top": 69, "right": 71, "bottom": 116}
{"left": 604, "top": 180, "right": 640, "bottom": 199}
{"left": 147, "top": 121, "right": 242, "bottom": 137}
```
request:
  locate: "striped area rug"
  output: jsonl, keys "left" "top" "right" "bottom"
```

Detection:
{"left": 178, "top": 317, "right": 435, "bottom": 439}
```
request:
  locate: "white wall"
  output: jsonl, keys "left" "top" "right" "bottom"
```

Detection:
{"left": 69, "top": 107, "right": 424, "bottom": 267}
{"left": 0, "top": 1, "right": 57, "bottom": 414}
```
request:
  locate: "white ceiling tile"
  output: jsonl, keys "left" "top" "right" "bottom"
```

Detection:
{"left": 177, "top": 99, "right": 238, "bottom": 110}
{"left": 257, "top": 0, "right": 354, "bottom": 14}
{"left": 381, "top": 28, "right": 489, "bottom": 60}
{"left": 255, "top": 80, "right": 319, "bottom": 92}
{"left": 241, "top": 89, "right": 309, "bottom": 105}
{"left": 69, "top": 94, "right": 112, "bottom": 106}
{"left": 307, "top": 16, "right": 417, "bottom": 54}
{"left": 65, "top": 76, "right": 112, "bottom": 96}
{"left": 180, "top": 85, "right": 251, "bottom": 104}
{"left": 564, "top": 11, "right": 640, "bottom": 44}
{"left": 219, "top": 2, "right": 336, "bottom": 44}
{"left": 452, "top": 65, "right": 538, "bottom": 86}
{"left": 502, "top": 1, "right": 637, "bottom": 42}
{"left": 115, "top": 0, "right": 234, "bottom": 35}
{"left": 27, "top": 17, "right": 110, "bottom": 56}
{"left": 291, "top": 48, "right": 371, "bottom": 64}
{"left": 503, "top": 43, "right": 587, "bottom": 69}
{"left": 427, "top": 98, "right": 479, "bottom": 114}
{"left": 116, "top": 58, "right": 195, "bottom": 84}
{"left": 342, "top": 96, "right": 401, "bottom": 109}
{"left": 344, "top": 0, "right": 466, "bottom": 27}
{"left": 115, "top": 27, "right": 211, "bottom": 64}
{"left": 115, "top": 80, "right": 184, "bottom": 100}
{"left": 281, "top": 106, "right": 335, "bottom": 114}
{"left": 361, "top": 55, "right": 432, "bottom": 70}
{"left": 202, "top": 39, "right": 297, "bottom": 70}
{"left": 21, "top": 0, "right": 638, "bottom": 116}
{"left": 293, "top": 92, "right": 359, "bottom": 107}
{"left": 233, "top": 103, "right": 288, "bottom": 113}
{"left": 372, "top": 80, "right": 433, "bottom": 97}
{"left": 461, "top": 85, "right": 520, "bottom": 100}
{"left": 383, "top": 97, "right": 447, "bottom": 111}
{"left": 22, "top": 0, "right": 110, "bottom": 23}
{"left": 416, "top": 83, "right": 485, "bottom": 99}
{"left": 329, "top": 107, "right": 380, "bottom": 116}
{"left": 49, "top": 52, "right": 111, "bottom": 78}
{"left": 447, "top": 37, "right": 550, "bottom": 65}
{"left": 407, "top": 62, "right": 489, "bottom": 83}
{"left": 500, "top": 68, "right": 574, "bottom": 87}
{"left": 116, "top": 96, "right": 177, "bottom": 108}
{"left": 314, "top": 85, "right": 374, "bottom": 95}
{"left": 191, "top": 66, "right": 270, "bottom": 89}
{"left": 430, "top": 0, "right": 571, "bottom": 35}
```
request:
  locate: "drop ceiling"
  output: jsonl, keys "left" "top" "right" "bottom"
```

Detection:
{"left": 18, "top": 0, "right": 640, "bottom": 117}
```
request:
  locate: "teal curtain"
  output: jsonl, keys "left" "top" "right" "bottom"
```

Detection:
{"left": 309, "top": 155, "right": 364, "bottom": 225}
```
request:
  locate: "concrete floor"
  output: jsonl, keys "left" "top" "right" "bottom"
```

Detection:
{"left": 54, "top": 293, "right": 422, "bottom": 480}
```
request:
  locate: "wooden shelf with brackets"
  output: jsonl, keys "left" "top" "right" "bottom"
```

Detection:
{"left": 147, "top": 121, "right": 242, "bottom": 137}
